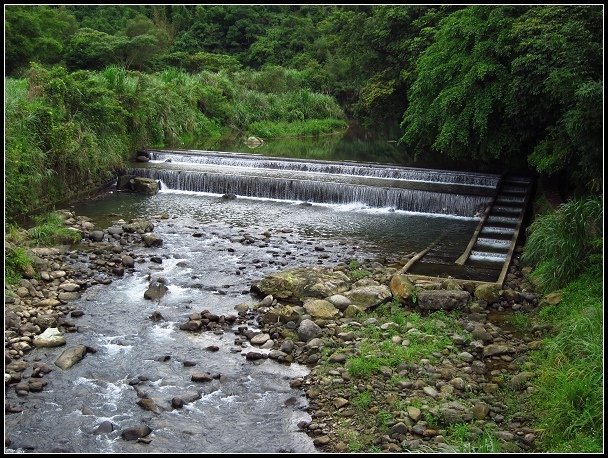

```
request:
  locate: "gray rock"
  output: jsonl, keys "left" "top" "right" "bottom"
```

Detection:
{"left": 280, "top": 339, "right": 294, "bottom": 354}
{"left": 297, "top": 319, "right": 322, "bottom": 342}
{"left": 389, "top": 274, "right": 417, "bottom": 302}
{"left": 121, "top": 425, "right": 152, "bottom": 441}
{"left": 483, "top": 344, "right": 517, "bottom": 357}
{"left": 137, "top": 398, "right": 161, "bottom": 413}
{"left": 268, "top": 350, "right": 288, "bottom": 360}
{"left": 121, "top": 255, "right": 135, "bottom": 267}
{"left": 33, "top": 328, "right": 66, "bottom": 347}
{"left": 472, "top": 402, "right": 490, "bottom": 420}
{"left": 234, "top": 303, "right": 249, "bottom": 313}
{"left": 191, "top": 372, "right": 213, "bottom": 382}
{"left": 329, "top": 353, "right": 347, "bottom": 363}
{"left": 416, "top": 290, "right": 471, "bottom": 310}
{"left": 437, "top": 402, "right": 473, "bottom": 425}
{"left": 256, "top": 267, "right": 351, "bottom": 302}
{"left": 262, "top": 304, "right": 300, "bottom": 324}
{"left": 123, "top": 220, "right": 154, "bottom": 234}
{"left": 342, "top": 304, "right": 363, "bottom": 318}
{"left": 510, "top": 371, "right": 535, "bottom": 390}
{"left": 94, "top": 421, "right": 115, "bottom": 435}
{"left": 407, "top": 406, "right": 422, "bottom": 421}
{"left": 303, "top": 299, "right": 339, "bottom": 319}
{"left": 34, "top": 298, "right": 61, "bottom": 308}
{"left": 423, "top": 386, "right": 439, "bottom": 398}
{"left": 474, "top": 284, "right": 500, "bottom": 304}
{"left": 89, "top": 231, "right": 104, "bottom": 242}
{"left": 144, "top": 281, "right": 168, "bottom": 300}
{"left": 326, "top": 294, "right": 352, "bottom": 311}
{"left": 55, "top": 345, "right": 87, "bottom": 369}
{"left": 132, "top": 177, "right": 159, "bottom": 195}
{"left": 58, "top": 292, "right": 80, "bottom": 301}
{"left": 391, "top": 422, "right": 409, "bottom": 435}
{"left": 141, "top": 233, "right": 163, "bottom": 247}
{"left": 343, "top": 285, "right": 392, "bottom": 310}
{"left": 250, "top": 333, "right": 270, "bottom": 345}
{"left": 333, "top": 397, "right": 349, "bottom": 409}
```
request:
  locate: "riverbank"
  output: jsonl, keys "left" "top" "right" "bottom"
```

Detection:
{"left": 5, "top": 207, "right": 550, "bottom": 453}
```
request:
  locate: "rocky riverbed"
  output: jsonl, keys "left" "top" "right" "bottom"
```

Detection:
{"left": 5, "top": 209, "right": 549, "bottom": 453}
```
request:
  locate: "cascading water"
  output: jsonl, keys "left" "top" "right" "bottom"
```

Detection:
{"left": 148, "top": 150, "right": 500, "bottom": 187}
{"left": 124, "top": 150, "right": 501, "bottom": 218}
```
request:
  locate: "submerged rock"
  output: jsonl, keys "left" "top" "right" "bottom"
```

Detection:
{"left": 144, "top": 281, "right": 168, "bottom": 300}
{"left": 55, "top": 345, "right": 87, "bottom": 370}
{"left": 121, "top": 425, "right": 152, "bottom": 441}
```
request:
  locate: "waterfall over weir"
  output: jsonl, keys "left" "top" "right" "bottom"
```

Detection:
{"left": 123, "top": 150, "right": 501, "bottom": 217}
{"left": 149, "top": 150, "right": 500, "bottom": 187}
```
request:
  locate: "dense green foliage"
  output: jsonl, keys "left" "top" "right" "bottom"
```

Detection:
{"left": 521, "top": 197, "right": 602, "bottom": 293}
{"left": 401, "top": 5, "right": 602, "bottom": 193}
{"left": 5, "top": 63, "right": 345, "bottom": 221}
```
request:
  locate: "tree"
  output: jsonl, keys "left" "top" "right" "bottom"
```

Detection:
{"left": 401, "top": 5, "right": 602, "bottom": 194}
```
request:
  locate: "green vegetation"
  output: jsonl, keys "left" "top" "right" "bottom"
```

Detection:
{"left": 345, "top": 308, "right": 459, "bottom": 377}
{"left": 5, "top": 63, "right": 346, "bottom": 221}
{"left": 527, "top": 264, "right": 603, "bottom": 452}
{"left": 347, "top": 259, "right": 372, "bottom": 281}
{"left": 5, "top": 211, "right": 81, "bottom": 285}
{"left": 28, "top": 212, "right": 81, "bottom": 246}
{"left": 351, "top": 390, "right": 372, "bottom": 410}
{"left": 5, "top": 246, "right": 34, "bottom": 285}
{"left": 247, "top": 119, "right": 347, "bottom": 138}
{"left": 521, "top": 196, "right": 602, "bottom": 293}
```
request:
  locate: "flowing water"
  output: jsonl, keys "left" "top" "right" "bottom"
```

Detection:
{"left": 6, "top": 139, "right": 510, "bottom": 453}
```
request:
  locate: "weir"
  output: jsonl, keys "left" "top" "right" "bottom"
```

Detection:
{"left": 119, "top": 150, "right": 533, "bottom": 284}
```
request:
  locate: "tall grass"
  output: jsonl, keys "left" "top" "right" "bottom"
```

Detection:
{"left": 5, "top": 63, "right": 347, "bottom": 222}
{"left": 529, "top": 263, "right": 603, "bottom": 452}
{"left": 521, "top": 196, "right": 602, "bottom": 292}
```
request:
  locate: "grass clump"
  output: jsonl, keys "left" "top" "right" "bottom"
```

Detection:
{"left": 28, "top": 212, "right": 82, "bottom": 246}
{"left": 522, "top": 196, "right": 602, "bottom": 293}
{"left": 247, "top": 118, "right": 347, "bottom": 138}
{"left": 345, "top": 309, "right": 459, "bottom": 377}
{"left": 5, "top": 246, "right": 34, "bottom": 285}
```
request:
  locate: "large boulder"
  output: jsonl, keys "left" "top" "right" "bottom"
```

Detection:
{"left": 55, "top": 345, "right": 87, "bottom": 369}
{"left": 33, "top": 328, "right": 66, "bottom": 348}
{"left": 416, "top": 290, "right": 471, "bottom": 311}
{"left": 303, "top": 299, "right": 339, "bottom": 320}
{"left": 132, "top": 177, "right": 159, "bottom": 195}
{"left": 343, "top": 285, "right": 391, "bottom": 310}
{"left": 389, "top": 274, "right": 417, "bottom": 303}
{"left": 255, "top": 267, "right": 351, "bottom": 303}
{"left": 474, "top": 283, "right": 501, "bottom": 304}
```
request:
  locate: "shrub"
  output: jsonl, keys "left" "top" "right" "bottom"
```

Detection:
{"left": 521, "top": 196, "right": 602, "bottom": 292}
